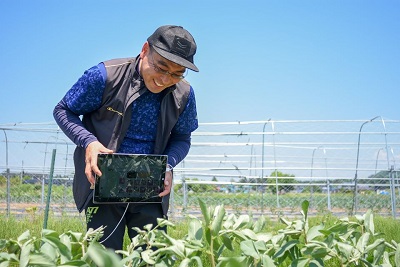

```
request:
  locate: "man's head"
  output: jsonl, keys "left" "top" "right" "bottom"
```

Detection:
{"left": 140, "top": 25, "right": 198, "bottom": 93}
{"left": 147, "top": 25, "right": 198, "bottom": 72}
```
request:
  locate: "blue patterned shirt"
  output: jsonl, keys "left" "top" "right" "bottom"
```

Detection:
{"left": 61, "top": 63, "right": 198, "bottom": 167}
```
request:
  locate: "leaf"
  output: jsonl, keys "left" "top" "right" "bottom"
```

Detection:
{"left": 359, "top": 258, "right": 374, "bottom": 267}
{"left": 59, "top": 235, "right": 73, "bottom": 264}
{"left": 143, "top": 223, "right": 153, "bottom": 231}
{"left": 40, "top": 242, "right": 57, "bottom": 262}
{"left": 140, "top": 249, "right": 156, "bottom": 265}
{"left": 302, "top": 244, "right": 328, "bottom": 259}
{"left": 261, "top": 254, "right": 276, "bottom": 267}
{"left": 363, "top": 210, "right": 374, "bottom": 235}
{"left": 301, "top": 200, "right": 309, "bottom": 221}
{"left": 364, "top": 238, "right": 385, "bottom": 254}
{"left": 220, "top": 233, "right": 234, "bottom": 251}
{"left": 356, "top": 232, "right": 370, "bottom": 252}
{"left": 0, "top": 240, "right": 6, "bottom": 250}
{"left": 290, "top": 257, "right": 309, "bottom": 267}
{"left": 324, "top": 222, "right": 348, "bottom": 235}
{"left": 217, "top": 256, "right": 248, "bottom": 267}
{"left": 20, "top": 241, "right": 33, "bottom": 267}
{"left": 87, "top": 242, "right": 122, "bottom": 267}
{"left": 230, "top": 230, "right": 247, "bottom": 241}
{"left": 395, "top": 243, "right": 400, "bottom": 267}
{"left": 64, "top": 231, "right": 83, "bottom": 242}
{"left": 255, "top": 232, "right": 273, "bottom": 243}
{"left": 163, "top": 243, "right": 185, "bottom": 258}
{"left": 336, "top": 242, "right": 354, "bottom": 260}
{"left": 59, "top": 260, "right": 91, "bottom": 266}
{"left": 178, "top": 258, "right": 190, "bottom": 267}
{"left": 190, "top": 256, "right": 203, "bottom": 267}
{"left": 232, "top": 215, "right": 250, "bottom": 230}
{"left": 42, "top": 235, "right": 72, "bottom": 260}
{"left": 223, "top": 214, "right": 236, "bottom": 229}
{"left": 240, "top": 240, "right": 260, "bottom": 259}
{"left": 241, "top": 229, "right": 258, "bottom": 240}
{"left": 188, "top": 219, "right": 203, "bottom": 241}
{"left": 199, "top": 198, "right": 211, "bottom": 226}
{"left": 294, "top": 220, "right": 305, "bottom": 232}
{"left": 371, "top": 241, "right": 386, "bottom": 265}
{"left": 306, "top": 224, "right": 324, "bottom": 241}
{"left": 309, "top": 258, "right": 324, "bottom": 267}
{"left": 28, "top": 253, "right": 57, "bottom": 266}
{"left": 211, "top": 205, "right": 226, "bottom": 235}
{"left": 273, "top": 240, "right": 299, "bottom": 259}
{"left": 157, "top": 218, "right": 175, "bottom": 228}
{"left": 280, "top": 217, "right": 291, "bottom": 226}
{"left": 17, "top": 231, "right": 31, "bottom": 243}
{"left": 253, "top": 215, "right": 266, "bottom": 233}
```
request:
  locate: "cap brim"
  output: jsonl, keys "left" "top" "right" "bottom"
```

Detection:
{"left": 153, "top": 46, "right": 199, "bottom": 72}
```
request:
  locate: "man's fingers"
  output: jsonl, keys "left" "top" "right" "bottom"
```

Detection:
{"left": 85, "top": 162, "right": 95, "bottom": 185}
{"left": 84, "top": 141, "right": 114, "bottom": 188}
{"left": 159, "top": 174, "right": 172, "bottom": 197}
{"left": 159, "top": 187, "right": 170, "bottom": 197}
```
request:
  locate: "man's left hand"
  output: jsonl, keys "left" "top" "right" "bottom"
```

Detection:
{"left": 159, "top": 170, "right": 173, "bottom": 197}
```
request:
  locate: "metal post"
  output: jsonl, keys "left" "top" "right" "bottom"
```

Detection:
{"left": 389, "top": 165, "right": 397, "bottom": 218}
{"left": 183, "top": 179, "right": 187, "bottom": 212}
{"left": 2, "top": 130, "right": 10, "bottom": 217}
{"left": 310, "top": 147, "right": 319, "bottom": 208}
{"left": 261, "top": 119, "right": 270, "bottom": 213}
{"left": 324, "top": 149, "right": 331, "bottom": 211}
{"left": 352, "top": 116, "right": 379, "bottom": 215}
{"left": 42, "top": 143, "right": 48, "bottom": 208}
{"left": 271, "top": 122, "right": 280, "bottom": 209}
{"left": 43, "top": 149, "right": 56, "bottom": 229}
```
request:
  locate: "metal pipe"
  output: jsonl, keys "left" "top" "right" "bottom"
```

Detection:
{"left": 352, "top": 116, "right": 380, "bottom": 215}
{"left": 261, "top": 119, "right": 270, "bottom": 212}
{"left": 43, "top": 149, "right": 56, "bottom": 229}
{"left": 2, "top": 130, "right": 10, "bottom": 217}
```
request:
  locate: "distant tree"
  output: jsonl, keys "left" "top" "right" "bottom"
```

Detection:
{"left": 239, "top": 177, "right": 248, "bottom": 183}
{"left": 267, "top": 171, "right": 296, "bottom": 194}
{"left": 173, "top": 178, "right": 216, "bottom": 193}
{"left": 364, "top": 170, "right": 400, "bottom": 190}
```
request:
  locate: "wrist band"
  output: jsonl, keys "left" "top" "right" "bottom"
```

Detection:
{"left": 166, "top": 164, "right": 173, "bottom": 172}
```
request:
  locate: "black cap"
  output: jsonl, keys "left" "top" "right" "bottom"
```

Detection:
{"left": 147, "top": 25, "right": 199, "bottom": 72}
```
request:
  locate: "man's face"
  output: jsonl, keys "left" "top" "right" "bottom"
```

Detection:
{"left": 140, "top": 43, "right": 186, "bottom": 94}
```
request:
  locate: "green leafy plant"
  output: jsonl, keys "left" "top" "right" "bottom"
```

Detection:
{"left": 1, "top": 200, "right": 399, "bottom": 266}
{"left": 0, "top": 226, "right": 121, "bottom": 267}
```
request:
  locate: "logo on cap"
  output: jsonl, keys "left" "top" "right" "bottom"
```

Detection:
{"left": 171, "top": 36, "right": 191, "bottom": 58}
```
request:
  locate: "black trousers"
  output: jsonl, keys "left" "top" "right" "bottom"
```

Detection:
{"left": 85, "top": 199, "right": 165, "bottom": 251}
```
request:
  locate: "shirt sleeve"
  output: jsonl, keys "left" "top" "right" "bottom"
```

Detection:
{"left": 164, "top": 86, "right": 198, "bottom": 167}
{"left": 173, "top": 86, "right": 199, "bottom": 134}
{"left": 64, "top": 64, "right": 105, "bottom": 114}
{"left": 53, "top": 63, "right": 106, "bottom": 148}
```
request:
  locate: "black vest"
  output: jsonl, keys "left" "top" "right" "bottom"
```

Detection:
{"left": 73, "top": 56, "right": 190, "bottom": 213}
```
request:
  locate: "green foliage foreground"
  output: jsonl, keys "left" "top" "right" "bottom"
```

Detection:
{"left": 1, "top": 200, "right": 400, "bottom": 267}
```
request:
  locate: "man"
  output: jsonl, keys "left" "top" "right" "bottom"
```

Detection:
{"left": 53, "top": 25, "right": 199, "bottom": 250}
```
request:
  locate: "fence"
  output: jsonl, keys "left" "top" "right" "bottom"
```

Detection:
{"left": 1, "top": 118, "right": 399, "bottom": 221}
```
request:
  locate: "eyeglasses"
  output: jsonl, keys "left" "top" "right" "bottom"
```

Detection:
{"left": 148, "top": 49, "right": 187, "bottom": 80}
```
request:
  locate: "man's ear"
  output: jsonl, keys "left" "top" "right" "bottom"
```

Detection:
{"left": 139, "top": 42, "right": 150, "bottom": 59}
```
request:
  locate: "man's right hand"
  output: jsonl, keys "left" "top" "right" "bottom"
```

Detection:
{"left": 85, "top": 141, "right": 113, "bottom": 186}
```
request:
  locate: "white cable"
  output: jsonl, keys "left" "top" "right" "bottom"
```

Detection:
{"left": 99, "top": 203, "right": 130, "bottom": 244}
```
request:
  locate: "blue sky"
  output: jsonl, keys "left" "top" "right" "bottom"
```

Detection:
{"left": 0, "top": 0, "right": 399, "bottom": 124}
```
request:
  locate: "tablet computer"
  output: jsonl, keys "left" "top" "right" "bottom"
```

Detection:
{"left": 93, "top": 153, "right": 167, "bottom": 203}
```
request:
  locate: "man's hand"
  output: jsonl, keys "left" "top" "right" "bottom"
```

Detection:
{"left": 85, "top": 141, "right": 113, "bottom": 186}
{"left": 159, "top": 170, "right": 173, "bottom": 197}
